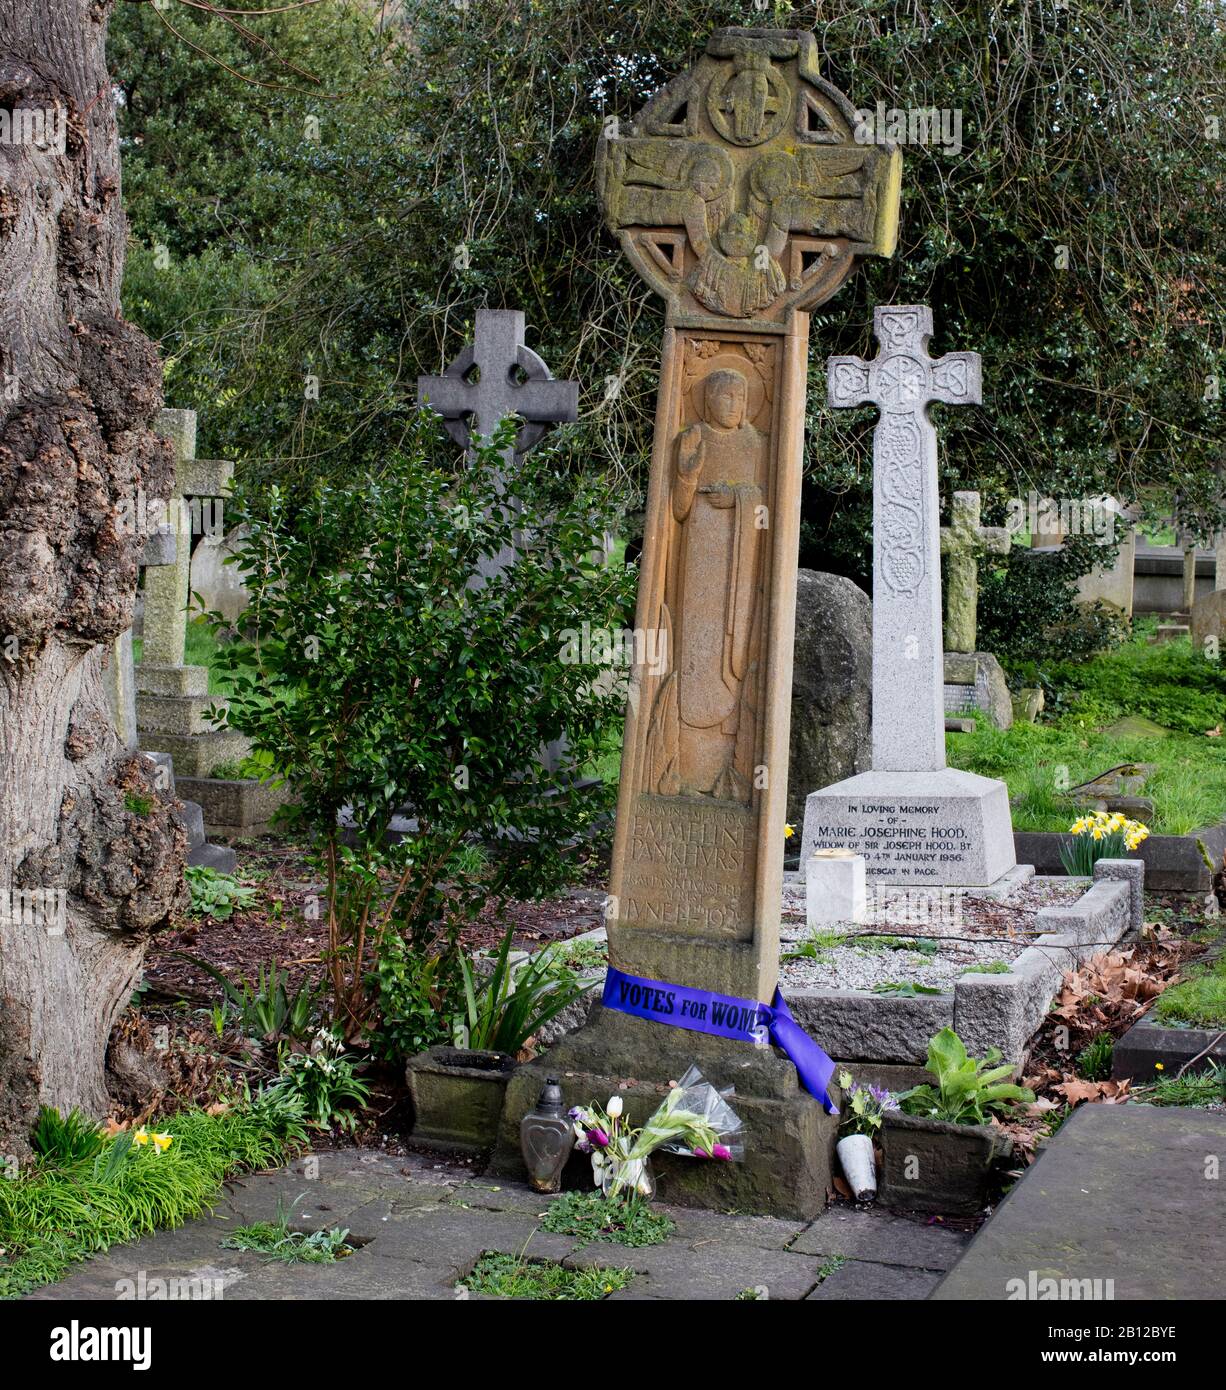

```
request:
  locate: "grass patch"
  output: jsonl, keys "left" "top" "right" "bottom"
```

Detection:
{"left": 221, "top": 1196, "right": 352, "bottom": 1264}
{"left": 540, "top": 1191, "right": 673, "bottom": 1248}
{"left": 459, "top": 1251, "right": 632, "bottom": 1300}
{"left": 856, "top": 934, "right": 939, "bottom": 956}
{"left": 784, "top": 929, "right": 848, "bottom": 962}
{"left": 0, "top": 1101, "right": 305, "bottom": 1299}
{"left": 950, "top": 631, "right": 1226, "bottom": 835}
{"left": 963, "top": 960, "right": 1011, "bottom": 975}
{"left": 1075, "top": 1032, "right": 1114, "bottom": 1081}
{"left": 1137, "top": 1063, "right": 1226, "bottom": 1108}
{"left": 1152, "top": 955, "right": 1226, "bottom": 1028}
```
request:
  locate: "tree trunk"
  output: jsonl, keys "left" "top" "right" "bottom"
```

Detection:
{"left": 0, "top": 0, "right": 185, "bottom": 1155}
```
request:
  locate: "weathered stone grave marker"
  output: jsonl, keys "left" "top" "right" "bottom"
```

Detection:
{"left": 135, "top": 409, "right": 248, "bottom": 777}
{"left": 940, "top": 490, "right": 1010, "bottom": 655}
{"left": 418, "top": 308, "right": 578, "bottom": 580}
{"left": 940, "top": 489, "right": 1013, "bottom": 729}
{"left": 496, "top": 26, "right": 900, "bottom": 1217}
{"left": 802, "top": 306, "right": 1016, "bottom": 886}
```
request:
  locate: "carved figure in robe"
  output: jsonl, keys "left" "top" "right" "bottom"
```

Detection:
{"left": 645, "top": 368, "right": 767, "bottom": 803}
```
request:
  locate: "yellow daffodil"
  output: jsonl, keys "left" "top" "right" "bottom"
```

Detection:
{"left": 1091, "top": 827, "right": 1104, "bottom": 840}
{"left": 1154, "top": 1062, "right": 1164, "bottom": 1072}
{"left": 1070, "top": 818, "right": 1087, "bottom": 834}
{"left": 152, "top": 1132, "right": 173, "bottom": 1153}
{"left": 133, "top": 1128, "right": 150, "bottom": 1147}
{"left": 784, "top": 824, "right": 795, "bottom": 839}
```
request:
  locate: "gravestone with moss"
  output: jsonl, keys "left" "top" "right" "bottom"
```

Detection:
{"left": 494, "top": 25, "right": 902, "bottom": 1218}
{"left": 135, "top": 409, "right": 249, "bottom": 778}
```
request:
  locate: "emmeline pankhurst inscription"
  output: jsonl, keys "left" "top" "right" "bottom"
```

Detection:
{"left": 802, "top": 306, "right": 1016, "bottom": 887}
{"left": 495, "top": 27, "right": 901, "bottom": 1220}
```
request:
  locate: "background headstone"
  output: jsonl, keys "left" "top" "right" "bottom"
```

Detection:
{"left": 940, "top": 490, "right": 1009, "bottom": 654}
{"left": 788, "top": 569, "right": 871, "bottom": 827}
{"left": 190, "top": 525, "right": 251, "bottom": 629}
{"left": 803, "top": 306, "right": 1016, "bottom": 886}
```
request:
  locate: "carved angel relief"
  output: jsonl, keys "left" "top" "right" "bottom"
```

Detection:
{"left": 598, "top": 29, "right": 900, "bottom": 322}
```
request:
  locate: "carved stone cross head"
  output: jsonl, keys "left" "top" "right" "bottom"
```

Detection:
{"left": 417, "top": 309, "right": 579, "bottom": 461}
{"left": 827, "top": 305, "right": 982, "bottom": 416}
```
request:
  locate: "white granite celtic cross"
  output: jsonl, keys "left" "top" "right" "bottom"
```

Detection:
{"left": 417, "top": 308, "right": 578, "bottom": 466}
{"left": 827, "top": 305, "right": 982, "bottom": 772}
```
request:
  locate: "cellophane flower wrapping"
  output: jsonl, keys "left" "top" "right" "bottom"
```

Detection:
{"left": 649, "top": 1065, "right": 745, "bottom": 1161}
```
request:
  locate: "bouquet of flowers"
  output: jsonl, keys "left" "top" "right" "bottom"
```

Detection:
{"left": 569, "top": 1066, "right": 744, "bottom": 1200}
{"left": 835, "top": 1069, "right": 898, "bottom": 1137}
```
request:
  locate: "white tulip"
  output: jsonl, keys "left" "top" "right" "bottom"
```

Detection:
{"left": 607, "top": 1095, "right": 623, "bottom": 1118}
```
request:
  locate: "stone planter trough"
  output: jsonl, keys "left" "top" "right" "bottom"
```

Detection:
{"left": 879, "top": 1109, "right": 1012, "bottom": 1215}
{"left": 406, "top": 1045, "right": 517, "bottom": 1154}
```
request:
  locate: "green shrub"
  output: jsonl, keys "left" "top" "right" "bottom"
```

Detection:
{"left": 899, "top": 1028, "right": 1034, "bottom": 1125}
{"left": 29, "top": 1107, "right": 105, "bottom": 1167}
{"left": 455, "top": 927, "right": 598, "bottom": 1054}
{"left": 205, "top": 410, "right": 634, "bottom": 1037}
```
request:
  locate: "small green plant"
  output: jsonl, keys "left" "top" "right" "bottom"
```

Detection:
{"left": 221, "top": 1195, "right": 352, "bottom": 1264}
{"left": 184, "top": 865, "right": 257, "bottom": 921}
{"left": 263, "top": 1029, "right": 371, "bottom": 1131}
{"left": 454, "top": 927, "right": 598, "bottom": 1054}
{"left": 1075, "top": 1032, "right": 1115, "bottom": 1081}
{"left": 835, "top": 1070, "right": 899, "bottom": 1136}
{"left": 124, "top": 792, "right": 153, "bottom": 816}
{"left": 458, "top": 1251, "right": 632, "bottom": 1301}
{"left": 539, "top": 1191, "right": 673, "bottom": 1248}
{"left": 177, "top": 954, "right": 318, "bottom": 1043}
{"left": 549, "top": 936, "right": 609, "bottom": 973}
{"left": 30, "top": 1107, "right": 105, "bottom": 1167}
{"left": 871, "top": 981, "right": 944, "bottom": 997}
{"left": 963, "top": 960, "right": 1011, "bottom": 975}
{"left": 899, "top": 1027, "right": 1035, "bottom": 1125}
{"left": 784, "top": 928, "right": 847, "bottom": 962}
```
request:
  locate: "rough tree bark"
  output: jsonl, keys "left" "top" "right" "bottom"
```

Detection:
{"left": 0, "top": 0, "right": 185, "bottom": 1156}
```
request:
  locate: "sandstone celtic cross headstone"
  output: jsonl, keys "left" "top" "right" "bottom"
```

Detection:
{"left": 496, "top": 26, "right": 901, "bottom": 1218}
{"left": 802, "top": 306, "right": 1016, "bottom": 886}
{"left": 940, "top": 490, "right": 1010, "bottom": 655}
{"left": 418, "top": 309, "right": 578, "bottom": 580}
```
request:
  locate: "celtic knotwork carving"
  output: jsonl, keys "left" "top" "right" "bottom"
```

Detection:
{"left": 878, "top": 415, "right": 924, "bottom": 595}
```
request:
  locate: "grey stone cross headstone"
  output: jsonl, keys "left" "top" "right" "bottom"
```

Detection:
{"left": 940, "top": 489, "right": 1011, "bottom": 654}
{"left": 828, "top": 305, "right": 982, "bottom": 773}
{"left": 417, "top": 308, "right": 578, "bottom": 465}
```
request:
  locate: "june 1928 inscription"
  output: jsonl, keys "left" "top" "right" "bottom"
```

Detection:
{"left": 807, "top": 798, "right": 973, "bottom": 880}
{"left": 621, "top": 794, "right": 756, "bottom": 939}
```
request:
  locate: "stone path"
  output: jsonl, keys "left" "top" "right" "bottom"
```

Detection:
{"left": 933, "top": 1103, "right": 1226, "bottom": 1300}
{"left": 28, "top": 1150, "right": 969, "bottom": 1302}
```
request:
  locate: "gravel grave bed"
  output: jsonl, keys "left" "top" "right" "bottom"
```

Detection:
{"left": 778, "top": 875, "right": 1089, "bottom": 994}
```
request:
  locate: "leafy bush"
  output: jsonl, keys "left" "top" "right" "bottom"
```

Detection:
{"left": 184, "top": 865, "right": 256, "bottom": 921}
{"left": 369, "top": 940, "right": 459, "bottom": 1063}
{"left": 899, "top": 1028, "right": 1034, "bottom": 1125}
{"left": 205, "top": 410, "right": 633, "bottom": 1038}
{"left": 455, "top": 928, "right": 598, "bottom": 1055}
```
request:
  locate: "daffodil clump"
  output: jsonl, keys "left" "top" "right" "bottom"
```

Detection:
{"left": 1060, "top": 809, "right": 1150, "bottom": 875}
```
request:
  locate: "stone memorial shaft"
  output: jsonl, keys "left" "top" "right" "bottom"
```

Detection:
{"left": 495, "top": 27, "right": 900, "bottom": 1217}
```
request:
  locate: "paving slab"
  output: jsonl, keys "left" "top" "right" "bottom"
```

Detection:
{"left": 792, "top": 1208, "right": 971, "bottom": 1270}
{"left": 932, "top": 1103, "right": 1226, "bottom": 1300}
{"left": 25, "top": 1148, "right": 978, "bottom": 1301}
{"left": 806, "top": 1259, "right": 944, "bottom": 1300}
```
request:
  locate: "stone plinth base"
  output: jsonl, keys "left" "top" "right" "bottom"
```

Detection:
{"left": 490, "top": 1004, "right": 838, "bottom": 1221}
{"left": 140, "top": 729, "right": 250, "bottom": 778}
{"left": 802, "top": 766, "right": 1016, "bottom": 886}
{"left": 176, "top": 775, "right": 293, "bottom": 838}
